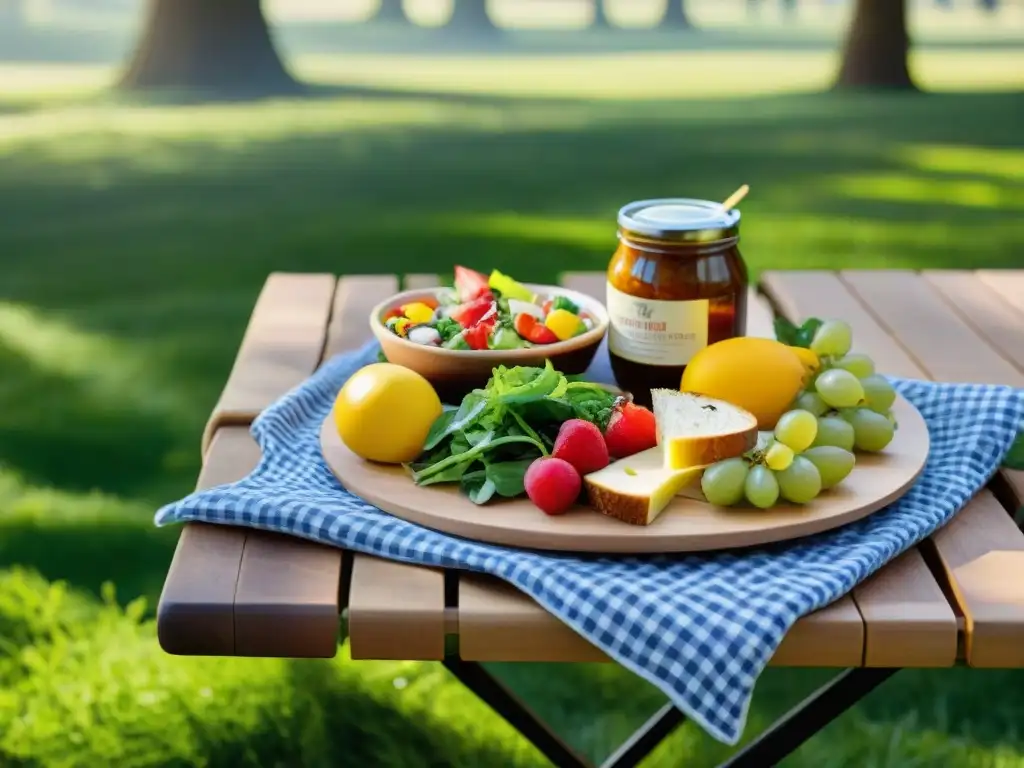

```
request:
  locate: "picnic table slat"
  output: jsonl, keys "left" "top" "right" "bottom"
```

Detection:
{"left": 854, "top": 549, "right": 957, "bottom": 667}
{"left": 926, "top": 490, "right": 1024, "bottom": 667}
{"left": 157, "top": 427, "right": 263, "bottom": 655}
{"left": 976, "top": 269, "right": 1024, "bottom": 318}
{"left": 334, "top": 274, "right": 450, "bottom": 661}
{"left": 216, "top": 272, "right": 352, "bottom": 659}
{"left": 233, "top": 528, "right": 345, "bottom": 658}
{"left": 202, "top": 273, "right": 337, "bottom": 454}
{"left": 922, "top": 270, "right": 1024, "bottom": 375}
{"left": 761, "top": 269, "right": 1016, "bottom": 668}
{"left": 840, "top": 270, "right": 1023, "bottom": 387}
{"left": 920, "top": 270, "right": 1024, "bottom": 508}
{"left": 347, "top": 556, "right": 448, "bottom": 660}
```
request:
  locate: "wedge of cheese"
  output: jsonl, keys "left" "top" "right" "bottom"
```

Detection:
{"left": 652, "top": 389, "right": 758, "bottom": 470}
{"left": 583, "top": 447, "right": 704, "bottom": 526}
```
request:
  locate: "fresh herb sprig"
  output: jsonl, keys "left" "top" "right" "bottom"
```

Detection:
{"left": 407, "top": 360, "right": 618, "bottom": 504}
{"left": 773, "top": 316, "right": 823, "bottom": 349}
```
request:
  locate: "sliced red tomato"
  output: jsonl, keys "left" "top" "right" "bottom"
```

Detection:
{"left": 449, "top": 297, "right": 495, "bottom": 328}
{"left": 454, "top": 265, "right": 492, "bottom": 303}
{"left": 513, "top": 313, "right": 558, "bottom": 345}
{"left": 462, "top": 321, "right": 493, "bottom": 350}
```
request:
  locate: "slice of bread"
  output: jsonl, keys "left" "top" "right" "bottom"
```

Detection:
{"left": 651, "top": 389, "right": 758, "bottom": 470}
{"left": 584, "top": 447, "right": 704, "bottom": 526}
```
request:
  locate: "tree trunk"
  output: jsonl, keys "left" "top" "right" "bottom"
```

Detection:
{"left": 120, "top": 0, "right": 300, "bottom": 95}
{"left": 834, "top": 0, "right": 915, "bottom": 90}
{"left": 447, "top": 0, "right": 497, "bottom": 32}
{"left": 376, "top": 0, "right": 411, "bottom": 24}
{"left": 592, "top": 0, "right": 611, "bottom": 28}
{"left": 659, "top": 0, "right": 692, "bottom": 28}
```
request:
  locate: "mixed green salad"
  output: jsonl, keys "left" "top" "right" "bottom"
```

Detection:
{"left": 407, "top": 360, "right": 619, "bottom": 504}
{"left": 381, "top": 266, "right": 596, "bottom": 351}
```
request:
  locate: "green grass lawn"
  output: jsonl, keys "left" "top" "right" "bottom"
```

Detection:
{"left": 1, "top": 42, "right": 1024, "bottom": 767}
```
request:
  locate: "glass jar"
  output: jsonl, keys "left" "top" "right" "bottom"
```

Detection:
{"left": 606, "top": 198, "right": 748, "bottom": 407}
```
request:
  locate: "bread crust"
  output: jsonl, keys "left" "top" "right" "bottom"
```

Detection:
{"left": 583, "top": 482, "right": 653, "bottom": 526}
{"left": 665, "top": 428, "right": 757, "bottom": 469}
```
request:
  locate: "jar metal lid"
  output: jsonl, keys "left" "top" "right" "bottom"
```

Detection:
{"left": 617, "top": 198, "right": 740, "bottom": 244}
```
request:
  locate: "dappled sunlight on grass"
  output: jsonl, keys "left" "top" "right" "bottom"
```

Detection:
{"left": 433, "top": 212, "right": 610, "bottom": 249}
{"left": 296, "top": 50, "right": 1024, "bottom": 99}
{"left": 898, "top": 144, "right": 1024, "bottom": 183}
{"left": 0, "top": 468, "right": 174, "bottom": 607}
{"left": 827, "top": 172, "right": 1024, "bottom": 211}
{"left": 0, "top": 302, "right": 192, "bottom": 423}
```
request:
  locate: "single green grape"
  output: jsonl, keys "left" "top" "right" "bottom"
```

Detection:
{"left": 834, "top": 353, "right": 875, "bottom": 379}
{"left": 812, "top": 416, "right": 856, "bottom": 451}
{"left": 810, "top": 319, "right": 853, "bottom": 358}
{"left": 701, "top": 458, "right": 749, "bottom": 506}
{"left": 815, "top": 368, "right": 866, "bottom": 409}
{"left": 776, "top": 456, "right": 823, "bottom": 504}
{"left": 848, "top": 408, "right": 896, "bottom": 452}
{"left": 744, "top": 465, "right": 780, "bottom": 509}
{"left": 860, "top": 374, "right": 897, "bottom": 413}
{"left": 774, "top": 409, "right": 818, "bottom": 453}
{"left": 795, "top": 391, "right": 828, "bottom": 417}
{"left": 802, "top": 446, "right": 856, "bottom": 489}
{"left": 765, "top": 441, "right": 795, "bottom": 471}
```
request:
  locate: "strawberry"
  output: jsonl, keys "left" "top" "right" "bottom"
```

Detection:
{"left": 524, "top": 457, "right": 581, "bottom": 515}
{"left": 604, "top": 398, "right": 658, "bottom": 458}
{"left": 552, "top": 419, "right": 609, "bottom": 475}
{"left": 454, "top": 265, "right": 493, "bottom": 303}
{"left": 449, "top": 297, "right": 495, "bottom": 328}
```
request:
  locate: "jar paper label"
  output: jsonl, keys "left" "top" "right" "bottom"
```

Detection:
{"left": 606, "top": 282, "right": 709, "bottom": 366}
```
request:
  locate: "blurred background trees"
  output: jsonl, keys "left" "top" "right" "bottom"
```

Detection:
{"left": 835, "top": 0, "right": 915, "bottom": 89}
{"left": 120, "top": 0, "right": 297, "bottom": 93}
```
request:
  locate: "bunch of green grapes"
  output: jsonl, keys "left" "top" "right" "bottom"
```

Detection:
{"left": 700, "top": 317, "right": 897, "bottom": 509}
{"left": 701, "top": 408, "right": 856, "bottom": 508}
{"left": 793, "top": 319, "right": 898, "bottom": 454}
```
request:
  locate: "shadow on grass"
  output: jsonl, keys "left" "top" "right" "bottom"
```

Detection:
{"left": 0, "top": 511, "right": 177, "bottom": 611}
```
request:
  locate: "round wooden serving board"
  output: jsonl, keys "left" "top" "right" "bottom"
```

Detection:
{"left": 320, "top": 395, "right": 930, "bottom": 554}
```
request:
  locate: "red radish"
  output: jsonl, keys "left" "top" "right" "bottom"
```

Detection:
{"left": 552, "top": 419, "right": 609, "bottom": 475}
{"left": 513, "top": 313, "right": 558, "bottom": 345}
{"left": 449, "top": 297, "right": 495, "bottom": 328}
{"left": 604, "top": 400, "right": 658, "bottom": 458}
{"left": 454, "top": 265, "right": 492, "bottom": 303}
{"left": 524, "top": 457, "right": 581, "bottom": 515}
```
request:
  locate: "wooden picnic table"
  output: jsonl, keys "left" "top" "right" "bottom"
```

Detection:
{"left": 156, "top": 269, "right": 1024, "bottom": 767}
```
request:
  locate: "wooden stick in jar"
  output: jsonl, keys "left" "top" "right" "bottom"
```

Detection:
{"left": 721, "top": 184, "right": 749, "bottom": 212}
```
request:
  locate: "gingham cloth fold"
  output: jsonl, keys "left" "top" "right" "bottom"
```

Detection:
{"left": 155, "top": 340, "right": 1024, "bottom": 745}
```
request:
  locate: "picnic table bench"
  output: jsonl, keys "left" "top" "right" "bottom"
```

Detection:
{"left": 157, "top": 269, "right": 1024, "bottom": 768}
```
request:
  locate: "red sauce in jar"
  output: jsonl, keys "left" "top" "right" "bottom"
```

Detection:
{"left": 606, "top": 198, "right": 748, "bottom": 407}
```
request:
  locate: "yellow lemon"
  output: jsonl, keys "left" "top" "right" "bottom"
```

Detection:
{"left": 333, "top": 363, "right": 443, "bottom": 464}
{"left": 681, "top": 337, "right": 806, "bottom": 430}
{"left": 788, "top": 346, "right": 821, "bottom": 377}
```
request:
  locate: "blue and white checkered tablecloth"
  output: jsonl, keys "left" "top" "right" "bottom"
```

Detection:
{"left": 155, "top": 340, "right": 1024, "bottom": 745}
